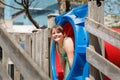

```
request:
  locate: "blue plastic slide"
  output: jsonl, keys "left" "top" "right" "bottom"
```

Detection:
{"left": 50, "top": 4, "right": 89, "bottom": 80}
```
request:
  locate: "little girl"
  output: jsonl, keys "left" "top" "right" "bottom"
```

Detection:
{"left": 51, "top": 25, "right": 74, "bottom": 80}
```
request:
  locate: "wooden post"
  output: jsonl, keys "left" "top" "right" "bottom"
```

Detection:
{"left": 88, "top": 0, "right": 104, "bottom": 80}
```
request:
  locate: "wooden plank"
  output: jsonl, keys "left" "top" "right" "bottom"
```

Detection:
{"left": 86, "top": 47, "right": 120, "bottom": 80}
{"left": 32, "top": 31, "right": 37, "bottom": 62}
{"left": 85, "top": 18, "right": 120, "bottom": 49}
{"left": 14, "top": 66, "right": 20, "bottom": 80}
{"left": 24, "top": 34, "right": 32, "bottom": 56}
{"left": 0, "top": 27, "right": 50, "bottom": 80}
{"left": 32, "top": 29, "right": 43, "bottom": 66}
{"left": 0, "top": 63, "right": 12, "bottom": 80}
{"left": 38, "top": 29, "right": 43, "bottom": 67}
{"left": 43, "top": 28, "right": 49, "bottom": 75}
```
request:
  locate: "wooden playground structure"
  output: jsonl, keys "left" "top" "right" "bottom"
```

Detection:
{"left": 0, "top": 0, "right": 120, "bottom": 80}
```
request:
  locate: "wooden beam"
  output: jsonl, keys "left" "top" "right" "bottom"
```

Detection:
{"left": 85, "top": 18, "right": 120, "bottom": 49}
{"left": 86, "top": 47, "right": 120, "bottom": 80}
{"left": 0, "top": 26, "right": 50, "bottom": 80}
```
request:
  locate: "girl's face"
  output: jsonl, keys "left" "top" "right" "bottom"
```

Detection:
{"left": 52, "top": 28, "right": 64, "bottom": 42}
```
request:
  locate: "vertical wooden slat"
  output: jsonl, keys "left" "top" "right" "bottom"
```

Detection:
{"left": 13, "top": 34, "right": 21, "bottom": 80}
{"left": 24, "top": 34, "right": 32, "bottom": 56}
{"left": 34, "top": 30, "right": 39, "bottom": 65}
{"left": 39, "top": 29, "right": 43, "bottom": 67}
{"left": 43, "top": 28, "right": 49, "bottom": 75}
{"left": 32, "top": 29, "right": 43, "bottom": 66}
{"left": 32, "top": 31, "right": 37, "bottom": 62}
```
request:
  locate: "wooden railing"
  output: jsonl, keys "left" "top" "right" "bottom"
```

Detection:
{"left": 0, "top": 26, "right": 50, "bottom": 80}
{"left": 85, "top": 18, "right": 120, "bottom": 80}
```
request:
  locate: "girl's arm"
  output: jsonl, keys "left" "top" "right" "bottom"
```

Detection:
{"left": 64, "top": 37, "right": 74, "bottom": 67}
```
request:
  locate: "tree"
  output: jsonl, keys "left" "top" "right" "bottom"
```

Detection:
{"left": 57, "top": 0, "right": 88, "bottom": 14}
{"left": 0, "top": 0, "right": 40, "bottom": 29}
{"left": 57, "top": 0, "right": 71, "bottom": 14}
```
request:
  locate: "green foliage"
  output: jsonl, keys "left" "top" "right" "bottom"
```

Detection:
{"left": 111, "top": 25, "right": 120, "bottom": 28}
